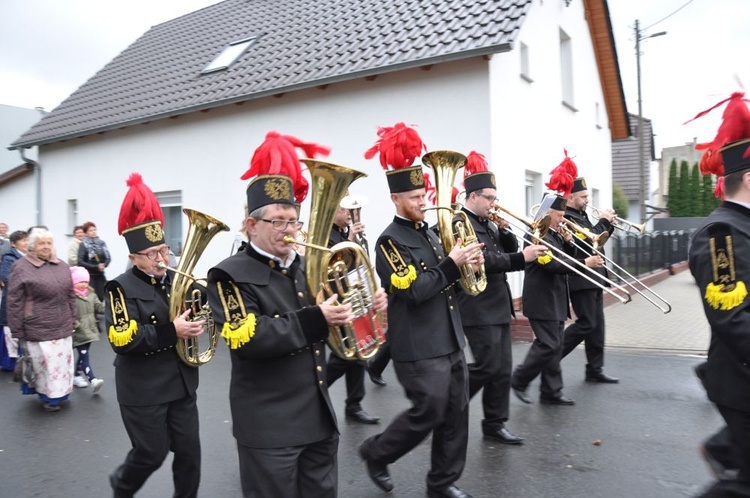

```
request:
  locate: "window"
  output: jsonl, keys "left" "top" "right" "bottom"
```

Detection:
{"left": 595, "top": 102, "right": 603, "bottom": 129}
{"left": 67, "top": 199, "right": 78, "bottom": 235}
{"left": 591, "top": 188, "right": 600, "bottom": 209}
{"left": 525, "top": 171, "right": 542, "bottom": 218}
{"left": 202, "top": 37, "right": 257, "bottom": 74}
{"left": 559, "top": 29, "right": 575, "bottom": 110}
{"left": 520, "top": 42, "right": 532, "bottom": 82}
{"left": 155, "top": 190, "right": 183, "bottom": 256}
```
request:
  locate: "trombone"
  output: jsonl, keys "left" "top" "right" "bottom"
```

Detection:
{"left": 561, "top": 217, "right": 672, "bottom": 314}
{"left": 587, "top": 205, "right": 646, "bottom": 234}
{"left": 491, "top": 204, "right": 632, "bottom": 306}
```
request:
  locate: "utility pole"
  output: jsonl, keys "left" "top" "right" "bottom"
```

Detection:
{"left": 635, "top": 20, "right": 666, "bottom": 224}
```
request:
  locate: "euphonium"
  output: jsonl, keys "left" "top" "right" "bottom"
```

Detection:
{"left": 164, "top": 208, "right": 230, "bottom": 367}
{"left": 422, "top": 150, "right": 487, "bottom": 296}
{"left": 292, "top": 159, "right": 386, "bottom": 360}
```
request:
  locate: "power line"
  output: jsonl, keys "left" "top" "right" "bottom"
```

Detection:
{"left": 643, "top": 0, "right": 696, "bottom": 32}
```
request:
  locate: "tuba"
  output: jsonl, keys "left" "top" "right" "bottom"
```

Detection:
{"left": 288, "top": 159, "right": 386, "bottom": 360}
{"left": 164, "top": 208, "right": 230, "bottom": 367}
{"left": 422, "top": 150, "right": 487, "bottom": 296}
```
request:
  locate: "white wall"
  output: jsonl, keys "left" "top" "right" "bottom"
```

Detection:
{"left": 28, "top": 58, "right": 491, "bottom": 278}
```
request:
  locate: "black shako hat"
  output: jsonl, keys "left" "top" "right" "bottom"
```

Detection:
{"left": 246, "top": 175, "right": 296, "bottom": 214}
{"left": 721, "top": 139, "right": 750, "bottom": 176}
{"left": 117, "top": 173, "right": 166, "bottom": 254}
{"left": 386, "top": 165, "right": 426, "bottom": 193}
{"left": 571, "top": 177, "right": 587, "bottom": 193}
{"left": 464, "top": 171, "right": 496, "bottom": 194}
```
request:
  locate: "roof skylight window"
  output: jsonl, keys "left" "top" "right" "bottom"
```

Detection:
{"left": 202, "top": 37, "right": 257, "bottom": 74}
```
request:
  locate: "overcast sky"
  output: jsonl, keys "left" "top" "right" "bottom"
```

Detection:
{"left": 1, "top": 0, "right": 748, "bottom": 153}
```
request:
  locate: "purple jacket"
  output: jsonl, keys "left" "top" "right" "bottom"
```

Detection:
{"left": 7, "top": 254, "right": 76, "bottom": 342}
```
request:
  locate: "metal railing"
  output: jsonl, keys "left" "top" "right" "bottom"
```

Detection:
{"left": 607, "top": 230, "right": 692, "bottom": 278}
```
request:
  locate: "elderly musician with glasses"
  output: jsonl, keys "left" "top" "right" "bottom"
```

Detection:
{"left": 105, "top": 173, "right": 205, "bottom": 498}
{"left": 206, "top": 132, "right": 388, "bottom": 498}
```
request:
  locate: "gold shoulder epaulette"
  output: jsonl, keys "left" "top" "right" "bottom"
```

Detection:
{"left": 380, "top": 239, "right": 417, "bottom": 290}
{"left": 108, "top": 285, "right": 138, "bottom": 346}
{"left": 705, "top": 224, "right": 748, "bottom": 311}
{"left": 217, "top": 280, "right": 256, "bottom": 349}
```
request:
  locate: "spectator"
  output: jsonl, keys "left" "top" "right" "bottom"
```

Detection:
{"left": 68, "top": 226, "right": 85, "bottom": 265}
{"left": 0, "top": 222, "right": 9, "bottom": 255}
{"left": 77, "top": 221, "right": 111, "bottom": 300}
{"left": 7, "top": 229, "right": 76, "bottom": 412}
{"left": 0, "top": 230, "right": 28, "bottom": 371}
{"left": 70, "top": 266, "right": 105, "bottom": 393}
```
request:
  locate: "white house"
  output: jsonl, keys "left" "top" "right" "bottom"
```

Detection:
{"left": 6, "top": 0, "right": 629, "bottom": 294}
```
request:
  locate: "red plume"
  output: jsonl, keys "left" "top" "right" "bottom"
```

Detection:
{"left": 545, "top": 149, "right": 579, "bottom": 197}
{"left": 424, "top": 172, "right": 436, "bottom": 205}
{"left": 117, "top": 173, "right": 164, "bottom": 235}
{"left": 364, "top": 122, "right": 426, "bottom": 170}
{"left": 465, "top": 151, "right": 489, "bottom": 177}
{"left": 685, "top": 92, "right": 750, "bottom": 177}
{"left": 242, "top": 131, "right": 330, "bottom": 203}
{"left": 451, "top": 186, "right": 459, "bottom": 204}
{"left": 714, "top": 176, "right": 725, "bottom": 200}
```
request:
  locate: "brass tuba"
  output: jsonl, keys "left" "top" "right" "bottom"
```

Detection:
{"left": 163, "top": 208, "right": 230, "bottom": 367}
{"left": 287, "top": 159, "right": 387, "bottom": 360}
{"left": 422, "top": 150, "right": 487, "bottom": 296}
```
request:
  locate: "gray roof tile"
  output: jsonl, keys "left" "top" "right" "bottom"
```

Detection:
{"left": 12, "top": 0, "right": 531, "bottom": 148}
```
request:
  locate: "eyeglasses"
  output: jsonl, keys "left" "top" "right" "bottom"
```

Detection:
{"left": 136, "top": 246, "right": 170, "bottom": 260}
{"left": 259, "top": 219, "right": 305, "bottom": 231}
{"left": 478, "top": 194, "right": 497, "bottom": 203}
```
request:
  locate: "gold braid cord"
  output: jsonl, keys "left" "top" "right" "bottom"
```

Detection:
{"left": 217, "top": 280, "right": 256, "bottom": 349}
{"left": 108, "top": 286, "right": 138, "bottom": 346}
{"left": 380, "top": 239, "right": 417, "bottom": 290}
{"left": 706, "top": 229, "right": 748, "bottom": 311}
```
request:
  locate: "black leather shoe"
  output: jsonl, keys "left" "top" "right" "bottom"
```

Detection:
{"left": 483, "top": 426, "right": 524, "bottom": 445}
{"left": 540, "top": 394, "right": 575, "bottom": 405}
{"left": 359, "top": 445, "right": 394, "bottom": 492}
{"left": 369, "top": 372, "right": 387, "bottom": 386}
{"left": 427, "top": 484, "right": 474, "bottom": 498}
{"left": 346, "top": 410, "right": 380, "bottom": 424}
{"left": 585, "top": 372, "right": 620, "bottom": 383}
{"left": 511, "top": 385, "right": 532, "bottom": 404}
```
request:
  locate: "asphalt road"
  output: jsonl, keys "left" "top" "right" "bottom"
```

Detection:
{"left": 0, "top": 336, "right": 720, "bottom": 498}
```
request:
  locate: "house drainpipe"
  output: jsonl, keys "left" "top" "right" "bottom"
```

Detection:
{"left": 19, "top": 148, "right": 41, "bottom": 225}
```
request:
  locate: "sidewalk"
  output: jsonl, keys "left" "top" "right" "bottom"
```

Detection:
{"left": 604, "top": 267, "right": 710, "bottom": 354}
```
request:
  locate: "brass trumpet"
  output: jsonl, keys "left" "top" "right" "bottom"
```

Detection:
{"left": 587, "top": 206, "right": 646, "bottom": 234}
{"left": 491, "top": 204, "right": 632, "bottom": 305}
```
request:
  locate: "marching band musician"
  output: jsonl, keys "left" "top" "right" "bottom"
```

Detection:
{"left": 359, "top": 123, "right": 481, "bottom": 498}
{"left": 688, "top": 92, "right": 750, "bottom": 496}
{"left": 561, "top": 177, "right": 620, "bottom": 384}
{"left": 511, "top": 192, "right": 604, "bottom": 406}
{"left": 325, "top": 204, "right": 380, "bottom": 424}
{"left": 105, "top": 173, "right": 205, "bottom": 498}
{"left": 457, "top": 152, "right": 547, "bottom": 445}
{"left": 206, "top": 132, "right": 387, "bottom": 498}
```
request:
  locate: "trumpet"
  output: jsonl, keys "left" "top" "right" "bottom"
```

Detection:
{"left": 560, "top": 217, "right": 672, "bottom": 314}
{"left": 587, "top": 206, "right": 646, "bottom": 234}
{"left": 491, "top": 204, "right": 632, "bottom": 305}
{"left": 340, "top": 194, "right": 369, "bottom": 253}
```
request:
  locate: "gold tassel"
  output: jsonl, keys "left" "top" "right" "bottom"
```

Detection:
{"left": 391, "top": 265, "right": 417, "bottom": 290}
{"left": 575, "top": 231, "right": 586, "bottom": 240}
{"left": 221, "top": 314, "right": 256, "bottom": 349}
{"left": 108, "top": 320, "right": 138, "bottom": 346}
{"left": 537, "top": 252, "right": 553, "bottom": 265}
{"left": 705, "top": 281, "right": 748, "bottom": 311}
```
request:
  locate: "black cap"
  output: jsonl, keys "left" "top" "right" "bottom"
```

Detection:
{"left": 246, "top": 175, "right": 296, "bottom": 213}
{"left": 549, "top": 194, "right": 567, "bottom": 211}
{"left": 386, "top": 165, "right": 425, "bottom": 193}
{"left": 571, "top": 177, "right": 587, "bottom": 193}
{"left": 721, "top": 139, "right": 750, "bottom": 176}
{"left": 464, "top": 171, "right": 496, "bottom": 194}
{"left": 122, "top": 221, "right": 166, "bottom": 253}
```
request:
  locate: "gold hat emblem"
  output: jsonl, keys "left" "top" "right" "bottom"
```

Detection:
{"left": 410, "top": 169, "right": 424, "bottom": 187}
{"left": 144, "top": 223, "right": 163, "bottom": 242}
{"left": 265, "top": 178, "right": 291, "bottom": 200}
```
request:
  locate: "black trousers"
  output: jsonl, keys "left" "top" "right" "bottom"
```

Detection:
{"left": 236, "top": 434, "right": 338, "bottom": 498}
{"left": 326, "top": 352, "right": 366, "bottom": 413}
{"left": 562, "top": 288, "right": 605, "bottom": 375}
{"left": 699, "top": 404, "right": 750, "bottom": 497}
{"left": 466, "top": 324, "right": 512, "bottom": 430}
{"left": 368, "top": 341, "right": 391, "bottom": 378}
{"left": 111, "top": 395, "right": 201, "bottom": 498}
{"left": 512, "top": 319, "right": 564, "bottom": 397}
{"left": 361, "top": 351, "right": 469, "bottom": 492}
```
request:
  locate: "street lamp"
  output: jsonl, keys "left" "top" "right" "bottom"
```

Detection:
{"left": 635, "top": 20, "right": 666, "bottom": 224}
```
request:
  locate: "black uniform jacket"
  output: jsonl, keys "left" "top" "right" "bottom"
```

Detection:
{"left": 521, "top": 229, "right": 576, "bottom": 321}
{"left": 207, "top": 244, "right": 337, "bottom": 448}
{"left": 456, "top": 208, "right": 525, "bottom": 327}
{"left": 564, "top": 207, "right": 614, "bottom": 291}
{"left": 375, "top": 217, "right": 464, "bottom": 362}
{"left": 689, "top": 201, "right": 750, "bottom": 411}
{"left": 105, "top": 268, "right": 198, "bottom": 406}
